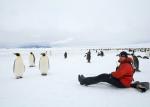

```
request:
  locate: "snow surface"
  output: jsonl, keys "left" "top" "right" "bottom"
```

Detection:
{"left": 0, "top": 48, "right": 150, "bottom": 107}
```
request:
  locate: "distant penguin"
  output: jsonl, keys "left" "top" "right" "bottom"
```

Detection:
{"left": 13, "top": 53, "right": 25, "bottom": 79}
{"left": 100, "top": 51, "right": 104, "bottom": 56}
{"left": 64, "top": 52, "right": 67, "bottom": 59}
{"left": 29, "top": 52, "right": 35, "bottom": 67}
{"left": 86, "top": 50, "right": 91, "bottom": 63}
{"left": 143, "top": 56, "right": 149, "bottom": 59}
{"left": 39, "top": 53, "right": 49, "bottom": 76}
{"left": 97, "top": 51, "right": 104, "bottom": 56}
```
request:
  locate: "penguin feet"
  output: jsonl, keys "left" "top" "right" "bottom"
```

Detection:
{"left": 29, "top": 65, "right": 35, "bottom": 67}
{"left": 16, "top": 77, "right": 20, "bottom": 79}
{"left": 41, "top": 73, "right": 47, "bottom": 76}
{"left": 16, "top": 76, "right": 23, "bottom": 79}
{"left": 78, "top": 75, "right": 87, "bottom": 86}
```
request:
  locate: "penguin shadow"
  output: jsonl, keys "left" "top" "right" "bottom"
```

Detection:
{"left": 29, "top": 65, "right": 36, "bottom": 67}
{"left": 136, "top": 55, "right": 149, "bottom": 59}
{"left": 143, "top": 56, "right": 149, "bottom": 59}
{"left": 136, "top": 55, "right": 143, "bottom": 59}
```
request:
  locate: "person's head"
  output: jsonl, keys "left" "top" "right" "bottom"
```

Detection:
{"left": 119, "top": 51, "right": 128, "bottom": 61}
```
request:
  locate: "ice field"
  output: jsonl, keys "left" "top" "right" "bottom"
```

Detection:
{"left": 0, "top": 48, "right": 150, "bottom": 107}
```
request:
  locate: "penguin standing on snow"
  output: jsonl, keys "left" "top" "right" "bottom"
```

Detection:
{"left": 86, "top": 50, "right": 91, "bottom": 63}
{"left": 13, "top": 53, "right": 25, "bottom": 79}
{"left": 64, "top": 51, "right": 67, "bottom": 59}
{"left": 39, "top": 53, "right": 49, "bottom": 76}
{"left": 29, "top": 52, "right": 35, "bottom": 67}
{"left": 131, "top": 52, "right": 140, "bottom": 72}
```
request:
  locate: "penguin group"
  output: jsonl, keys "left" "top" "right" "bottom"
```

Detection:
{"left": 13, "top": 51, "right": 49, "bottom": 79}
{"left": 13, "top": 48, "right": 149, "bottom": 79}
{"left": 128, "top": 49, "right": 150, "bottom": 72}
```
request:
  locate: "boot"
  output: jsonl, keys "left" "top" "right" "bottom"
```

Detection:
{"left": 132, "top": 81, "right": 147, "bottom": 92}
{"left": 136, "top": 84, "right": 146, "bottom": 92}
{"left": 78, "top": 75, "right": 86, "bottom": 85}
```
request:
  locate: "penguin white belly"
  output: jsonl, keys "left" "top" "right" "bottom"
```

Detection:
{"left": 29, "top": 55, "right": 35, "bottom": 66}
{"left": 146, "top": 51, "right": 150, "bottom": 57}
{"left": 39, "top": 57, "right": 49, "bottom": 74}
{"left": 14, "top": 58, "right": 25, "bottom": 77}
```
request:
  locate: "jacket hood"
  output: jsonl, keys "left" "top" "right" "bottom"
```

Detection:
{"left": 118, "top": 57, "right": 133, "bottom": 64}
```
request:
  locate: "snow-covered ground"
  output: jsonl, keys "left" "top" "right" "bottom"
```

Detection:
{"left": 0, "top": 48, "right": 150, "bottom": 107}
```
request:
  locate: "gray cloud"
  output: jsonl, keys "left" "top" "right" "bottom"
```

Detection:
{"left": 0, "top": 0, "right": 150, "bottom": 47}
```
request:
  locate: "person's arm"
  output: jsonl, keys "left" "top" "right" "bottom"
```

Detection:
{"left": 111, "top": 65, "right": 128, "bottom": 79}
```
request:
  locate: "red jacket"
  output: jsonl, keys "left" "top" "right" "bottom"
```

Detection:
{"left": 111, "top": 57, "right": 134, "bottom": 87}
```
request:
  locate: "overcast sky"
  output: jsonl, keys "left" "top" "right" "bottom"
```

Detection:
{"left": 0, "top": 0, "right": 150, "bottom": 47}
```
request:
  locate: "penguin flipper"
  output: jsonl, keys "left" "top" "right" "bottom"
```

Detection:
{"left": 39, "top": 58, "right": 41, "bottom": 70}
{"left": 13, "top": 60, "right": 16, "bottom": 72}
{"left": 33, "top": 54, "right": 35, "bottom": 64}
{"left": 48, "top": 59, "right": 50, "bottom": 69}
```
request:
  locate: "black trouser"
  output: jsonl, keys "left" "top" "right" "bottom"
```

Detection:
{"left": 130, "top": 82, "right": 139, "bottom": 88}
{"left": 130, "top": 83, "right": 136, "bottom": 88}
{"left": 82, "top": 73, "right": 125, "bottom": 88}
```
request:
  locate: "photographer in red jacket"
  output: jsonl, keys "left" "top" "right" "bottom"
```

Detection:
{"left": 78, "top": 51, "right": 135, "bottom": 88}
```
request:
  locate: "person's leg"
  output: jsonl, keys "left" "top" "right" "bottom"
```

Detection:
{"left": 106, "top": 76, "right": 125, "bottom": 88}
{"left": 79, "top": 74, "right": 108, "bottom": 85}
{"left": 131, "top": 81, "right": 139, "bottom": 88}
{"left": 78, "top": 73, "right": 125, "bottom": 88}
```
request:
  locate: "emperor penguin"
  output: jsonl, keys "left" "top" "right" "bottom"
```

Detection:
{"left": 39, "top": 52, "right": 49, "bottom": 76}
{"left": 131, "top": 53, "right": 140, "bottom": 72}
{"left": 13, "top": 53, "right": 25, "bottom": 79}
{"left": 86, "top": 50, "right": 91, "bottom": 63}
{"left": 64, "top": 51, "right": 67, "bottom": 59}
{"left": 29, "top": 52, "right": 35, "bottom": 67}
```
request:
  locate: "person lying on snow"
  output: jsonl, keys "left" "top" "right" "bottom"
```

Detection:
{"left": 78, "top": 51, "right": 149, "bottom": 92}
